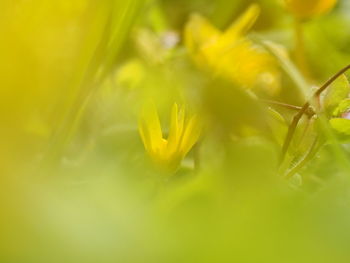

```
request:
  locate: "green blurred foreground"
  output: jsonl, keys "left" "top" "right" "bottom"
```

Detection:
{"left": 2, "top": 0, "right": 350, "bottom": 262}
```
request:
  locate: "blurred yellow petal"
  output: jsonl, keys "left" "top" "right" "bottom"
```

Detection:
{"left": 285, "top": 0, "right": 337, "bottom": 19}
{"left": 216, "top": 40, "right": 279, "bottom": 88}
{"left": 139, "top": 118, "right": 153, "bottom": 156}
{"left": 140, "top": 103, "right": 164, "bottom": 153}
{"left": 167, "top": 103, "right": 180, "bottom": 154}
{"left": 184, "top": 13, "right": 221, "bottom": 66}
{"left": 184, "top": 14, "right": 221, "bottom": 52}
{"left": 184, "top": 4, "right": 280, "bottom": 93}
{"left": 222, "top": 4, "right": 260, "bottom": 42}
{"left": 180, "top": 115, "right": 201, "bottom": 157}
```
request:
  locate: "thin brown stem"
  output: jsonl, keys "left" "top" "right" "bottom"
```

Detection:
{"left": 315, "top": 64, "right": 350, "bottom": 97}
{"left": 280, "top": 102, "right": 311, "bottom": 163}
{"left": 279, "top": 64, "right": 350, "bottom": 165}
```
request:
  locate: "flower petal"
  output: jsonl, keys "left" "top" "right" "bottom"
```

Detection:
{"left": 222, "top": 4, "right": 260, "bottom": 43}
{"left": 184, "top": 13, "right": 221, "bottom": 66}
{"left": 139, "top": 103, "right": 163, "bottom": 153}
{"left": 179, "top": 115, "right": 201, "bottom": 157}
{"left": 167, "top": 103, "right": 179, "bottom": 153}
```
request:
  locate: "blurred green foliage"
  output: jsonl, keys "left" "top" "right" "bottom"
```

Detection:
{"left": 3, "top": 0, "right": 350, "bottom": 263}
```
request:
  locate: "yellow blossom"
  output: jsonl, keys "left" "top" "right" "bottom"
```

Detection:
{"left": 139, "top": 103, "right": 201, "bottom": 172}
{"left": 285, "top": 0, "right": 337, "bottom": 19}
{"left": 184, "top": 4, "right": 280, "bottom": 93}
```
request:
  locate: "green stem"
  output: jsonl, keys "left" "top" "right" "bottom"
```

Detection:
{"left": 296, "top": 115, "right": 312, "bottom": 148}
{"left": 260, "top": 99, "right": 302, "bottom": 111}
{"left": 284, "top": 136, "right": 320, "bottom": 179}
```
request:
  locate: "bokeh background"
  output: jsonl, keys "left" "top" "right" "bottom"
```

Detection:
{"left": 2, "top": 0, "right": 350, "bottom": 262}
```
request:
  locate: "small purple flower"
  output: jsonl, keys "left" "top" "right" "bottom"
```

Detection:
{"left": 342, "top": 111, "right": 350, "bottom": 120}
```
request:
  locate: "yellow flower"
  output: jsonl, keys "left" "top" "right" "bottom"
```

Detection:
{"left": 184, "top": 4, "right": 280, "bottom": 93}
{"left": 139, "top": 103, "right": 201, "bottom": 172}
{"left": 285, "top": 0, "right": 337, "bottom": 19}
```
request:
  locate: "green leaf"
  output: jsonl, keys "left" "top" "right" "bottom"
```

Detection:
{"left": 329, "top": 118, "right": 350, "bottom": 135}
{"left": 332, "top": 98, "right": 350, "bottom": 117}
{"left": 266, "top": 107, "right": 287, "bottom": 146}
{"left": 323, "top": 74, "right": 350, "bottom": 115}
